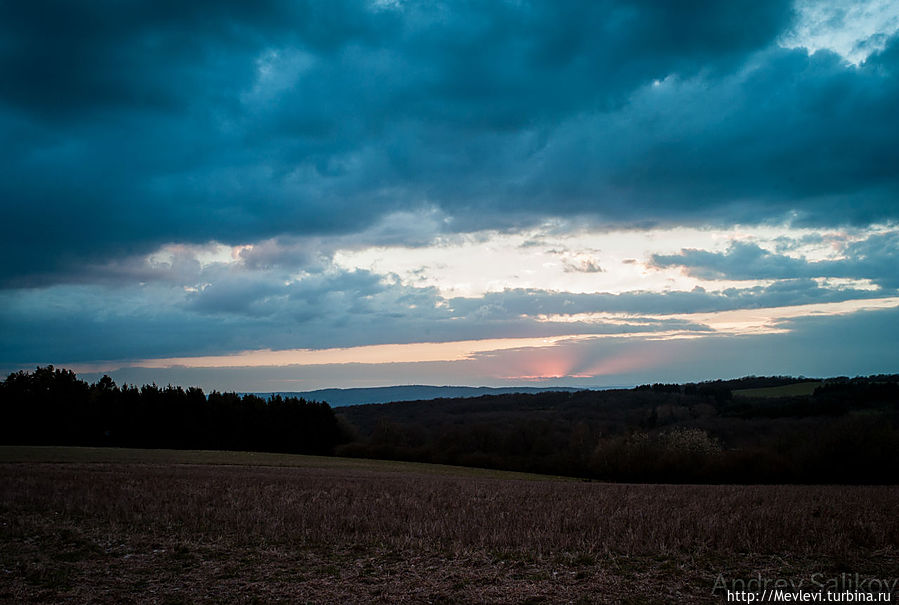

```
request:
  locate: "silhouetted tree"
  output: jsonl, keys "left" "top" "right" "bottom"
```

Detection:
{"left": 0, "top": 366, "right": 343, "bottom": 455}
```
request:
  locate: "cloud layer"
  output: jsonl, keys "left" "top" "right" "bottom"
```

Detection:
{"left": 3, "top": 2, "right": 899, "bottom": 387}
{"left": 3, "top": 1, "right": 899, "bottom": 287}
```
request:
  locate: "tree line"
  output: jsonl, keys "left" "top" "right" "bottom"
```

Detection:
{"left": 3, "top": 367, "right": 899, "bottom": 483}
{"left": 0, "top": 366, "right": 341, "bottom": 454}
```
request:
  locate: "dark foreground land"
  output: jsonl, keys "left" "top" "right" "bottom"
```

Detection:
{"left": 1, "top": 447, "right": 898, "bottom": 604}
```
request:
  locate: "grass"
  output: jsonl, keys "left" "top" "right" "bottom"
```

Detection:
{"left": 1, "top": 446, "right": 897, "bottom": 603}
{"left": 731, "top": 381, "right": 823, "bottom": 398}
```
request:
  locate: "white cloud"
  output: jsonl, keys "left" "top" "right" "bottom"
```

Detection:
{"left": 783, "top": 0, "right": 899, "bottom": 64}
{"left": 332, "top": 222, "right": 887, "bottom": 298}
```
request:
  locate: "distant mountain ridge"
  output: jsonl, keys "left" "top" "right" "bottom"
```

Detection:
{"left": 254, "top": 385, "right": 624, "bottom": 407}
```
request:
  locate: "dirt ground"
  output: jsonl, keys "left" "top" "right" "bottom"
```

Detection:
{"left": 1, "top": 450, "right": 897, "bottom": 603}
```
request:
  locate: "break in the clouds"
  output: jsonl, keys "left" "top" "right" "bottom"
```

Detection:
{"left": 2, "top": 1, "right": 898, "bottom": 389}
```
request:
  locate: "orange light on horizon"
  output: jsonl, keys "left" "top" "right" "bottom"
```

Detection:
{"left": 65, "top": 296, "right": 899, "bottom": 378}
{"left": 68, "top": 334, "right": 597, "bottom": 374}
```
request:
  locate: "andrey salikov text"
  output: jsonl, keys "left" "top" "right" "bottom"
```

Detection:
{"left": 713, "top": 573, "right": 898, "bottom": 595}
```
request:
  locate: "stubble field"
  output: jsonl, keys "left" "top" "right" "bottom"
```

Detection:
{"left": 1, "top": 447, "right": 897, "bottom": 603}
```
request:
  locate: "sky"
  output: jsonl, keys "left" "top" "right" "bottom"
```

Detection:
{"left": 2, "top": 0, "right": 899, "bottom": 392}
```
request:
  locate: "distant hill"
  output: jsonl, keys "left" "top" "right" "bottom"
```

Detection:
{"left": 255, "top": 385, "right": 621, "bottom": 407}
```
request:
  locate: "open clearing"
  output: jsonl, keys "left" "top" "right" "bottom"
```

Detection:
{"left": 1, "top": 447, "right": 897, "bottom": 603}
{"left": 731, "top": 381, "right": 823, "bottom": 398}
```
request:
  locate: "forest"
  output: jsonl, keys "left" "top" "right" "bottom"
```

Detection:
{"left": 2, "top": 366, "right": 898, "bottom": 483}
{"left": 335, "top": 375, "right": 899, "bottom": 483}
{"left": 0, "top": 366, "right": 340, "bottom": 455}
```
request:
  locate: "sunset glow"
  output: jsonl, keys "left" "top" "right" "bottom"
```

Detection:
{"left": 2, "top": 1, "right": 898, "bottom": 391}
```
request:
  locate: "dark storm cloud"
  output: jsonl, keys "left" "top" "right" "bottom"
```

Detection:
{"left": 0, "top": 0, "right": 390, "bottom": 118}
{"left": 3, "top": 0, "right": 898, "bottom": 288}
{"left": 652, "top": 231, "right": 899, "bottom": 289}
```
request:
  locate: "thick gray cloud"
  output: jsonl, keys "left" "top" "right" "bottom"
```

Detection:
{"left": 7, "top": 1, "right": 899, "bottom": 287}
{"left": 448, "top": 279, "right": 890, "bottom": 317}
{"left": 4, "top": 1, "right": 899, "bottom": 387}
{"left": 652, "top": 231, "right": 899, "bottom": 288}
